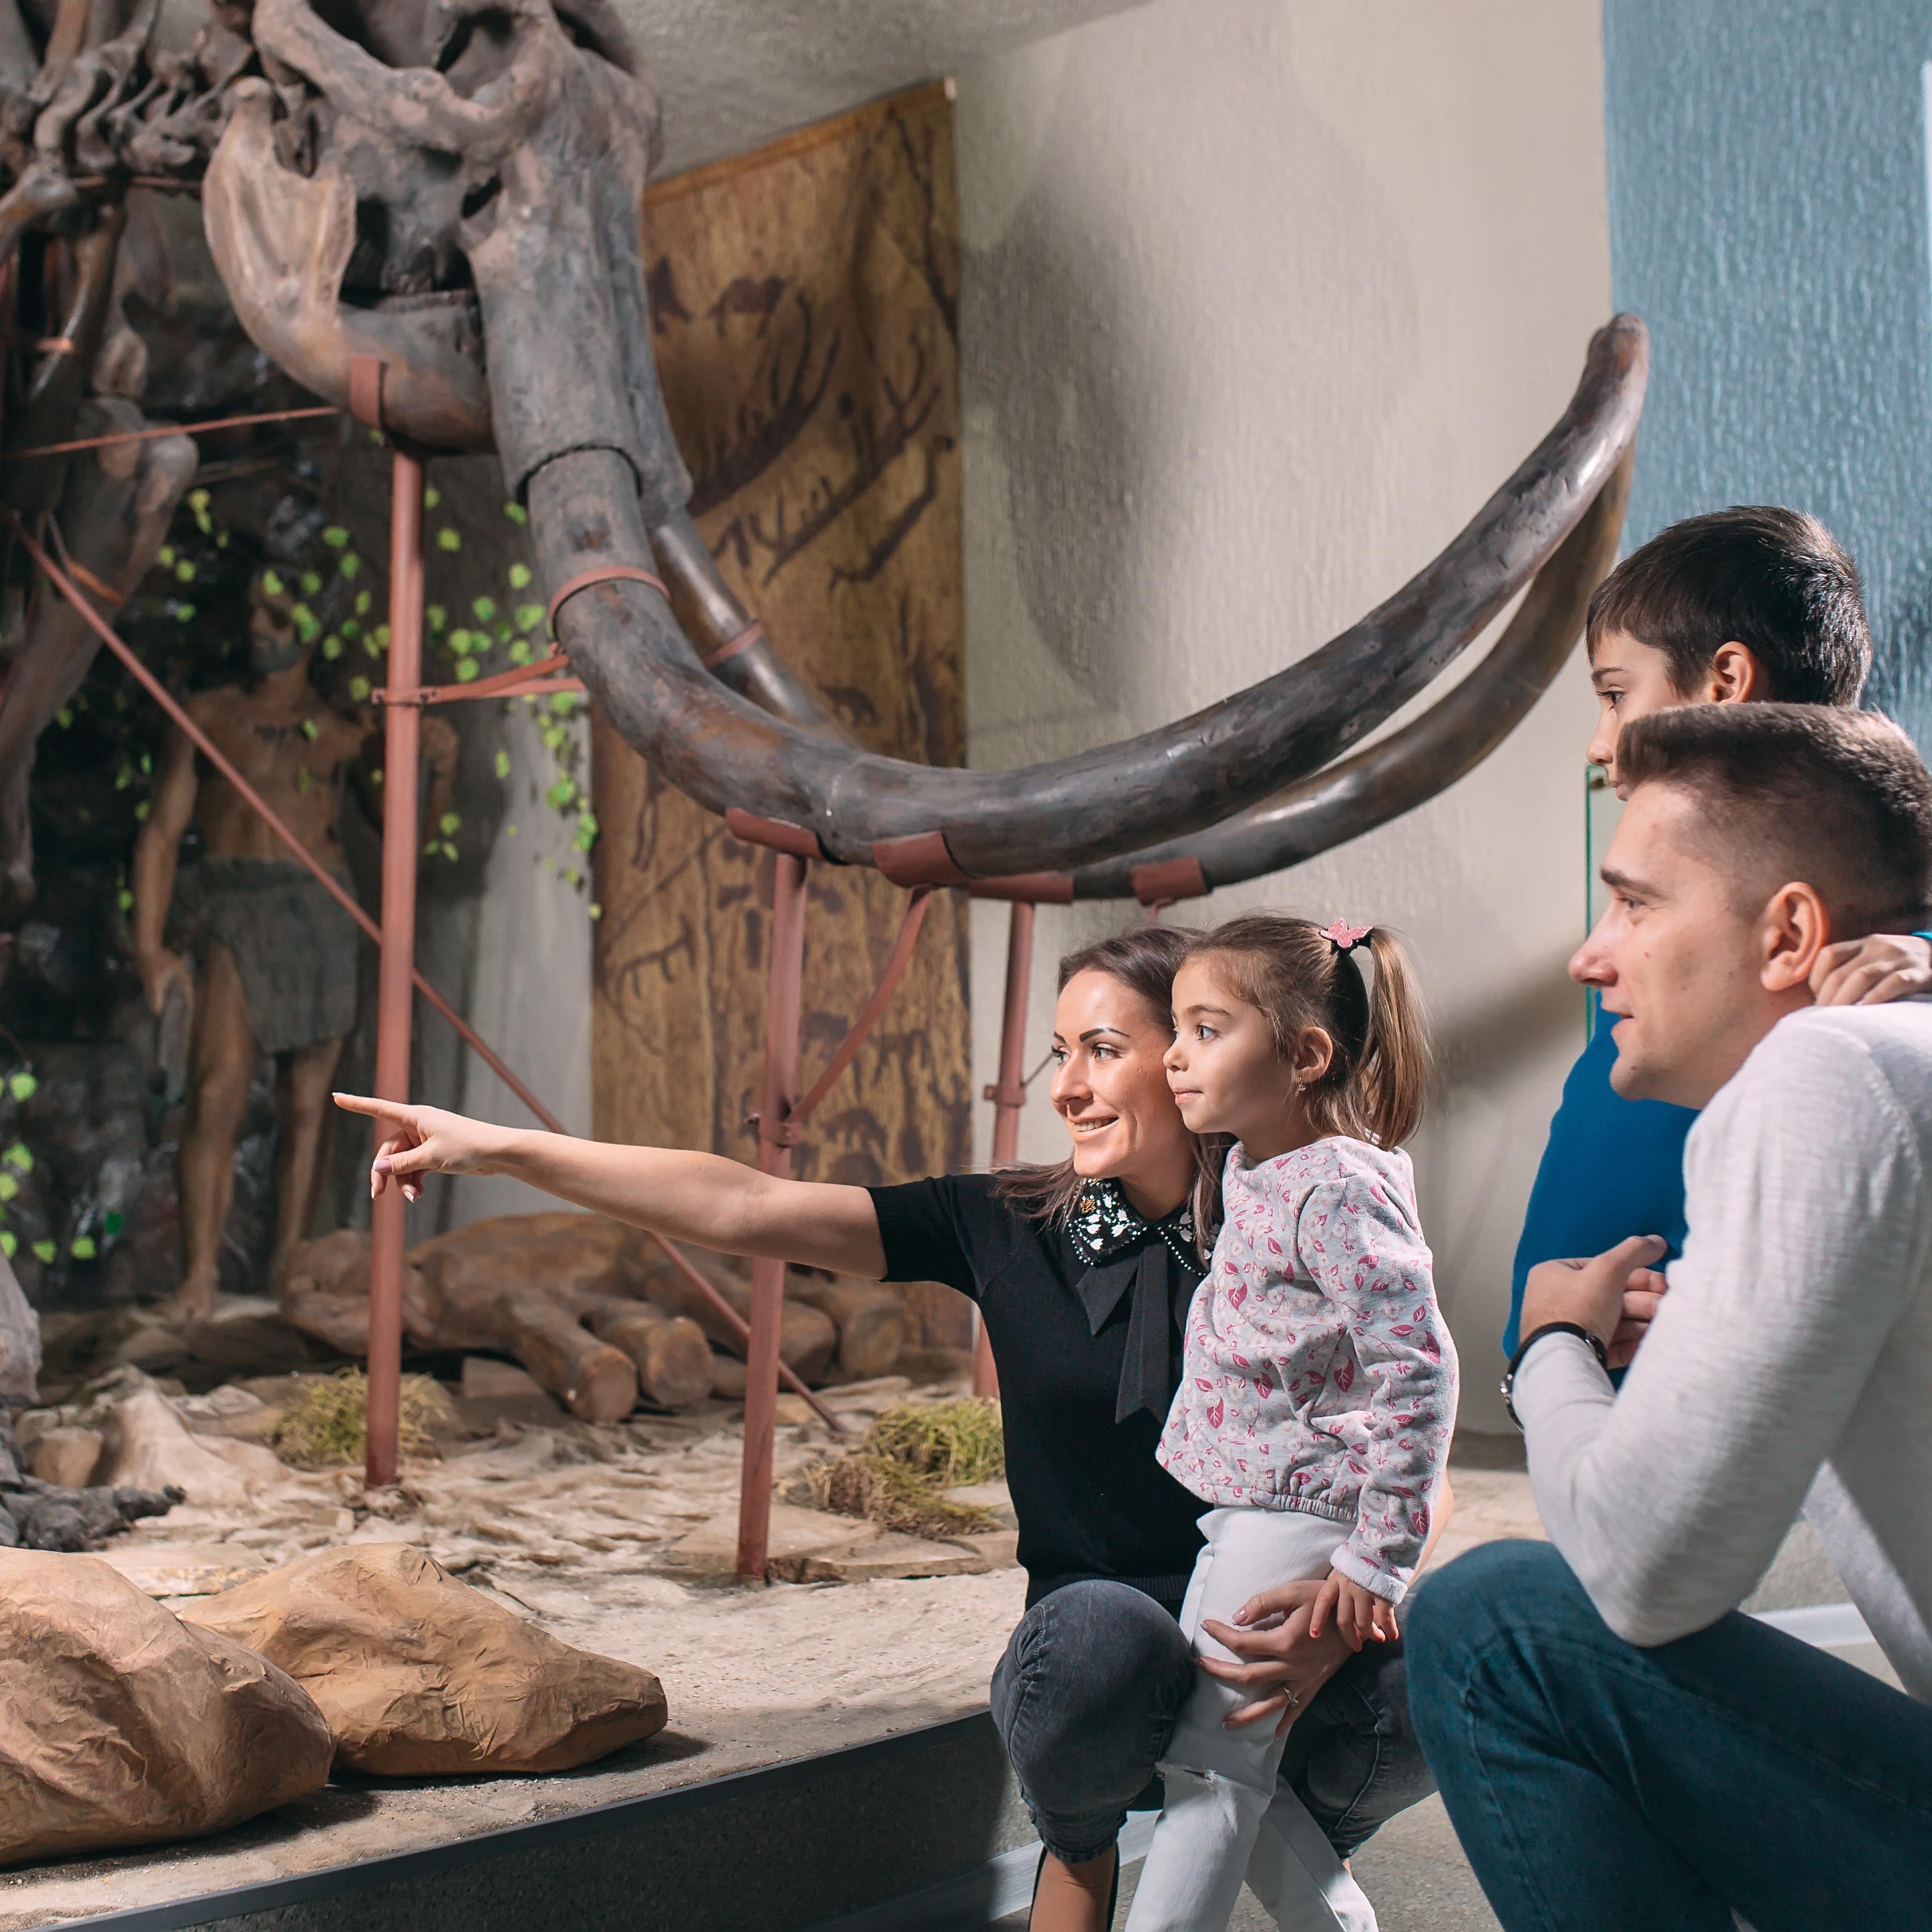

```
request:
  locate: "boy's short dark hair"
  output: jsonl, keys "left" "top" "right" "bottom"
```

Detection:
{"left": 1618, "top": 703, "right": 1932, "bottom": 931}
{"left": 1586, "top": 507, "right": 1871, "bottom": 707}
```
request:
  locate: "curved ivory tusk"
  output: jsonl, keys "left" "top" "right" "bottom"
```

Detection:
{"left": 1059, "top": 442, "right": 1636, "bottom": 902}
{"left": 203, "top": 82, "right": 493, "bottom": 450}
{"left": 534, "top": 314, "right": 1648, "bottom": 878}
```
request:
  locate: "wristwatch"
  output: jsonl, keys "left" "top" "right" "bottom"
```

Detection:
{"left": 1500, "top": 1322, "right": 1611, "bottom": 1430}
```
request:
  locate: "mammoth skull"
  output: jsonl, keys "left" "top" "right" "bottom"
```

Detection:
{"left": 204, "top": 0, "right": 1647, "bottom": 897}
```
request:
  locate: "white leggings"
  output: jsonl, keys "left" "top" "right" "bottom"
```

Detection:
{"left": 1124, "top": 1507, "right": 1380, "bottom": 1932}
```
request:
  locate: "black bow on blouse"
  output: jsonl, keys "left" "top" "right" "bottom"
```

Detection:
{"left": 1067, "top": 1179, "right": 1207, "bottom": 1425}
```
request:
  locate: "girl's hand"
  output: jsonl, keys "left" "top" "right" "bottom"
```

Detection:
{"left": 1810, "top": 933, "right": 1932, "bottom": 1008}
{"left": 1197, "top": 1579, "right": 1349, "bottom": 1738}
{"left": 332, "top": 1093, "right": 515, "bottom": 1201}
{"left": 1307, "top": 1570, "right": 1399, "bottom": 1650}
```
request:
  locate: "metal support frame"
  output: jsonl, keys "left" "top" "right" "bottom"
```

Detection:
{"left": 365, "top": 445, "right": 426, "bottom": 1487}
{"left": 737, "top": 853, "right": 809, "bottom": 1581}
{"left": 976, "top": 901, "right": 1037, "bottom": 1399}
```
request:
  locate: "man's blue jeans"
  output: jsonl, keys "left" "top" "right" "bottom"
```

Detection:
{"left": 990, "top": 1578, "right": 1433, "bottom": 1866}
{"left": 1406, "top": 1540, "right": 1932, "bottom": 1931}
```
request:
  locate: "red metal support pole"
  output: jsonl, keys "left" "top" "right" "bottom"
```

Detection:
{"left": 737, "top": 852, "right": 810, "bottom": 1580}
{"left": 978, "top": 901, "right": 1036, "bottom": 1398}
{"left": 366, "top": 447, "right": 427, "bottom": 1488}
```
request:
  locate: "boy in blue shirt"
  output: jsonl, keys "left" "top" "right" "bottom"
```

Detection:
{"left": 1506, "top": 506, "right": 1932, "bottom": 1355}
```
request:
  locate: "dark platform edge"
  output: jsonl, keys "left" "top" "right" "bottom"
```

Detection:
{"left": 35, "top": 1712, "right": 1035, "bottom": 1932}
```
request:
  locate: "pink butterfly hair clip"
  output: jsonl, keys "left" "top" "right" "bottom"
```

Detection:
{"left": 1322, "top": 919, "right": 1373, "bottom": 954}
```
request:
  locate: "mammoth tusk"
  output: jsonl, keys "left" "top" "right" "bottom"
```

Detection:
{"left": 1061, "top": 442, "right": 1637, "bottom": 902}
{"left": 535, "top": 314, "right": 1648, "bottom": 879}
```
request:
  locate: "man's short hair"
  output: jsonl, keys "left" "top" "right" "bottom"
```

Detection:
{"left": 1618, "top": 704, "right": 1932, "bottom": 933}
{"left": 1586, "top": 507, "right": 1871, "bottom": 706}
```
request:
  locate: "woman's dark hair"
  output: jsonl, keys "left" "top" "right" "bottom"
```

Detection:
{"left": 994, "top": 925, "right": 1227, "bottom": 1257}
{"left": 1185, "top": 915, "right": 1431, "bottom": 1149}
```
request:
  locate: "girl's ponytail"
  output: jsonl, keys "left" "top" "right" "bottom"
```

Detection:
{"left": 1182, "top": 914, "right": 1433, "bottom": 1149}
{"left": 1355, "top": 927, "right": 1430, "bottom": 1149}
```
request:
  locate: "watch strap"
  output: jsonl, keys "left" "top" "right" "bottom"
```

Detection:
{"left": 1500, "top": 1321, "right": 1611, "bottom": 1430}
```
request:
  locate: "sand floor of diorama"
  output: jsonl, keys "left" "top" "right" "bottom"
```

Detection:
{"left": 24, "top": 1416, "right": 1853, "bottom": 1931}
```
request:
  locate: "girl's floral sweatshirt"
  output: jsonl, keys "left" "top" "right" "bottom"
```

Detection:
{"left": 1156, "top": 1136, "right": 1458, "bottom": 1603}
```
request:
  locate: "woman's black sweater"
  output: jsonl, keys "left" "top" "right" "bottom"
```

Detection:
{"left": 869, "top": 1172, "right": 1206, "bottom": 1609}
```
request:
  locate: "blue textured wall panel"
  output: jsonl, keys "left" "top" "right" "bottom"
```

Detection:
{"left": 1604, "top": 0, "right": 1932, "bottom": 739}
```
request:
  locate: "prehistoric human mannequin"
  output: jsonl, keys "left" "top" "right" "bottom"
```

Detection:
{"left": 132, "top": 571, "right": 453, "bottom": 1319}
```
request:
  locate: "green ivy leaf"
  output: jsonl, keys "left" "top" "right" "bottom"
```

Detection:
{"left": 116, "top": 889, "right": 132, "bottom": 912}
{"left": 472, "top": 595, "right": 497, "bottom": 622}
{"left": 322, "top": 635, "right": 344, "bottom": 660}
{"left": 157, "top": 544, "right": 176, "bottom": 568}
{"left": 115, "top": 764, "right": 132, "bottom": 790}
{"left": 546, "top": 777, "right": 577, "bottom": 810}
{"left": 340, "top": 553, "right": 362, "bottom": 578}
{"left": 300, "top": 717, "right": 319, "bottom": 740}
{"left": 261, "top": 569, "right": 284, "bottom": 596}
{"left": 436, "top": 528, "right": 461, "bottom": 552}
{"left": 588, "top": 902, "right": 602, "bottom": 921}
{"left": 134, "top": 800, "right": 150, "bottom": 821}
{"left": 292, "top": 606, "right": 321, "bottom": 642}
{"left": 549, "top": 693, "right": 577, "bottom": 717}
{"left": 356, "top": 590, "right": 372, "bottom": 617}
{"left": 516, "top": 603, "right": 545, "bottom": 633}
{"left": 440, "top": 841, "right": 458, "bottom": 861}
{"left": 439, "top": 811, "right": 461, "bottom": 835}
{"left": 349, "top": 676, "right": 371, "bottom": 702}
{"left": 494, "top": 748, "right": 512, "bottom": 780}
{"left": 295, "top": 767, "right": 312, "bottom": 795}
{"left": 374, "top": 625, "right": 390, "bottom": 647}
{"left": 504, "top": 502, "right": 528, "bottom": 524}
{"left": 508, "top": 640, "right": 532, "bottom": 666}
{"left": 30, "top": 1240, "right": 55, "bottom": 1265}
{"left": 188, "top": 489, "right": 210, "bottom": 513}
{"left": 174, "top": 603, "right": 195, "bottom": 622}
{"left": 426, "top": 605, "right": 447, "bottom": 633}
{"left": 454, "top": 659, "right": 479, "bottom": 683}
{"left": 175, "top": 560, "right": 195, "bottom": 582}
{"left": 323, "top": 526, "right": 349, "bottom": 548}
{"left": 54, "top": 709, "right": 71, "bottom": 729}
{"left": 564, "top": 867, "right": 581, "bottom": 888}
{"left": 508, "top": 562, "right": 532, "bottom": 591}
{"left": 0, "top": 1232, "right": 16, "bottom": 1259}
{"left": 301, "top": 571, "right": 323, "bottom": 596}
{"left": 504, "top": 823, "right": 518, "bottom": 838}
{"left": 105, "top": 1210, "right": 124, "bottom": 1237}
{"left": 0, "top": 1175, "right": 19, "bottom": 1202}
{"left": 140, "top": 753, "right": 152, "bottom": 774}
{"left": 424, "top": 485, "right": 441, "bottom": 510}
{"left": 5, "top": 1133, "right": 33, "bottom": 1161}
{"left": 70, "top": 1237, "right": 95, "bottom": 1260}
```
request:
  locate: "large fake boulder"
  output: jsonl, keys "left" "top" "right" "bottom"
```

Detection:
{"left": 0, "top": 1551, "right": 334, "bottom": 1867}
{"left": 183, "top": 1543, "right": 669, "bottom": 1775}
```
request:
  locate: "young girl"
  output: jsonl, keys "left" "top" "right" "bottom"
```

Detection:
{"left": 1126, "top": 913, "right": 1456, "bottom": 1932}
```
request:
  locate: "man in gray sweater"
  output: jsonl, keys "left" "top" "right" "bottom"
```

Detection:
{"left": 1408, "top": 702, "right": 1932, "bottom": 1931}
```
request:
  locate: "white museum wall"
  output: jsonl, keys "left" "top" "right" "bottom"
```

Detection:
{"left": 953, "top": 0, "right": 1612, "bottom": 1430}
{"left": 449, "top": 705, "right": 596, "bottom": 1225}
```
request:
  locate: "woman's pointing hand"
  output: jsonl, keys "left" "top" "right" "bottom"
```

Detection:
{"left": 332, "top": 1093, "right": 512, "bottom": 1201}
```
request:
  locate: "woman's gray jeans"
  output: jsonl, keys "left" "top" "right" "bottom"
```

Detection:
{"left": 990, "top": 1578, "right": 1434, "bottom": 1866}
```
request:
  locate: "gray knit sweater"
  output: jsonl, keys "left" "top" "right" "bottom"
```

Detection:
{"left": 1513, "top": 1003, "right": 1932, "bottom": 1700}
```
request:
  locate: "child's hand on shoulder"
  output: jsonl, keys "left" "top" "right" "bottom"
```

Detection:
{"left": 1307, "top": 1569, "right": 1399, "bottom": 1650}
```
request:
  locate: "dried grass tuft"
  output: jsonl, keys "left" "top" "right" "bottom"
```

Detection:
{"left": 809, "top": 1399, "right": 1004, "bottom": 1538}
{"left": 271, "top": 1367, "right": 451, "bottom": 1468}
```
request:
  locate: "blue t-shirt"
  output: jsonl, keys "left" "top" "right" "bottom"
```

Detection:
{"left": 1503, "top": 1003, "right": 1695, "bottom": 1356}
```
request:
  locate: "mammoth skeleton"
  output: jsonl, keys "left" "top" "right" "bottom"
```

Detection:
{"left": 0, "top": 0, "right": 1643, "bottom": 906}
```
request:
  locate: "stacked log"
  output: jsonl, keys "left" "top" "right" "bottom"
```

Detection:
{"left": 277, "top": 1213, "right": 910, "bottom": 1420}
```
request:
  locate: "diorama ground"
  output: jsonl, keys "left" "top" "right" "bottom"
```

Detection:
{"left": 0, "top": 1366, "right": 1888, "bottom": 1932}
